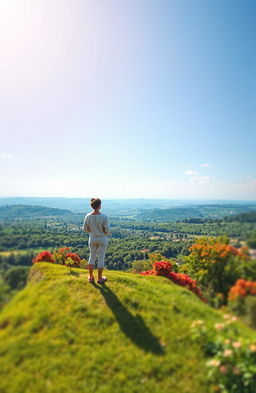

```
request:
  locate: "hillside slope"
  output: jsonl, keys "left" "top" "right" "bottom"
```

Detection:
{"left": 0, "top": 263, "right": 254, "bottom": 393}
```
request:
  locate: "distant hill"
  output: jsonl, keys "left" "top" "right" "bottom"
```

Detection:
{"left": 136, "top": 204, "right": 256, "bottom": 222}
{"left": 0, "top": 262, "right": 254, "bottom": 393}
{"left": 0, "top": 205, "right": 73, "bottom": 220}
{"left": 0, "top": 197, "right": 255, "bottom": 215}
{"left": 137, "top": 207, "right": 203, "bottom": 221}
{"left": 0, "top": 197, "right": 187, "bottom": 212}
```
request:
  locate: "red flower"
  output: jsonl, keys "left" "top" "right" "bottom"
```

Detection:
{"left": 32, "top": 251, "right": 55, "bottom": 264}
{"left": 140, "top": 261, "right": 204, "bottom": 300}
{"left": 141, "top": 270, "right": 154, "bottom": 276}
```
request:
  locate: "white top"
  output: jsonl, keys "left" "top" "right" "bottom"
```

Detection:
{"left": 83, "top": 212, "right": 110, "bottom": 238}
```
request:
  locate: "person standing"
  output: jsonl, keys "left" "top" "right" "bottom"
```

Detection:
{"left": 83, "top": 198, "right": 110, "bottom": 284}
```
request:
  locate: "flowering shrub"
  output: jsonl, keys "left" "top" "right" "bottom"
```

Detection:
{"left": 153, "top": 261, "right": 173, "bottom": 276}
{"left": 228, "top": 279, "right": 256, "bottom": 328}
{"left": 179, "top": 235, "right": 250, "bottom": 304}
{"left": 65, "top": 253, "right": 81, "bottom": 267}
{"left": 52, "top": 247, "right": 81, "bottom": 270}
{"left": 140, "top": 270, "right": 154, "bottom": 276}
{"left": 141, "top": 261, "right": 204, "bottom": 300}
{"left": 32, "top": 251, "right": 55, "bottom": 264}
{"left": 228, "top": 279, "right": 256, "bottom": 301}
{"left": 32, "top": 248, "right": 81, "bottom": 272}
{"left": 149, "top": 253, "right": 179, "bottom": 272}
{"left": 191, "top": 314, "right": 256, "bottom": 393}
{"left": 53, "top": 247, "right": 71, "bottom": 265}
{"left": 169, "top": 272, "right": 204, "bottom": 299}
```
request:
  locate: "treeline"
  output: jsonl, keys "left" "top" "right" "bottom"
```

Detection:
{"left": 223, "top": 211, "right": 256, "bottom": 223}
{"left": 136, "top": 204, "right": 256, "bottom": 222}
{"left": 0, "top": 222, "right": 85, "bottom": 250}
{"left": 110, "top": 219, "right": 256, "bottom": 239}
{"left": 0, "top": 238, "right": 192, "bottom": 275}
{"left": 0, "top": 205, "right": 73, "bottom": 220}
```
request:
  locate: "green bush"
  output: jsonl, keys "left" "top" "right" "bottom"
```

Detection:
{"left": 130, "top": 259, "right": 152, "bottom": 273}
{"left": 3, "top": 266, "right": 30, "bottom": 290}
{"left": 247, "top": 232, "right": 256, "bottom": 249}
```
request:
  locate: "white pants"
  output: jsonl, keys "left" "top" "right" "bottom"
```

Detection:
{"left": 88, "top": 237, "right": 108, "bottom": 268}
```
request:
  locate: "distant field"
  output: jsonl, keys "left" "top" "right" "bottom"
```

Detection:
{"left": 0, "top": 249, "right": 44, "bottom": 257}
{"left": 187, "top": 234, "right": 217, "bottom": 238}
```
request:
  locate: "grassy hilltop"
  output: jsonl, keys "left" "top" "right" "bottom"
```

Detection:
{"left": 0, "top": 263, "right": 254, "bottom": 393}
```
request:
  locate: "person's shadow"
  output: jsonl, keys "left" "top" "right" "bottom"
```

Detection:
{"left": 94, "top": 283, "right": 164, "bottom": 355}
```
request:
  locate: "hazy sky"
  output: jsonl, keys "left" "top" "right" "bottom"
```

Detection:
{"left": 1, "top": 0, "right": 255, "bottom": 200}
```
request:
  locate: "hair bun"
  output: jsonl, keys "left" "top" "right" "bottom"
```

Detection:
{"left": 90, "top": 198, "right": 101, "bottom": 209}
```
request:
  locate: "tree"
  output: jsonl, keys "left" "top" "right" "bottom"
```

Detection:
{"left": 247, "top": 232, "right": 256, "bottom": 249}
{"left": 179, "top": 235, "right": 250, "bottom": 304}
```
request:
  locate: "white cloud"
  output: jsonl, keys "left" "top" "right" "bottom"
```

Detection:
{"left": 201, "top": 163, "right": 211, "bottom": 167}
{"left": 184, "top": 170, "right": 198, "bottom": 176}
{"left": 0, "top": 153, "right": 13, "bottom": 159}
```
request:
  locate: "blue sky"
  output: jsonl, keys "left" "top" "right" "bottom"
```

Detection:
{"left": 0, "top": 0, "right": 255, "bottom": 200}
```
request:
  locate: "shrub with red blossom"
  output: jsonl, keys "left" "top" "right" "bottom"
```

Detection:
{"left": 53, "top": 247, "right": 71, "bottom": 264}
{"left": 141, "top": 261, "right": 204, "bottom": 300}
{"left": 140, "top": 270, "right": 154, "bottom": 276}
{"left": 228, "top": 279, "right": 256, "bottom": 301}
{"left": 52, "top": 248, "right": 81, "bottom": 267}
{"left": 153, "top": 261, "right": 173, "bottom": 276}
{"left": 65, "top": 252, "right": 81, "bottom": 267}
{"left": 32, "top": 251, "right": 55, "bottom": 264}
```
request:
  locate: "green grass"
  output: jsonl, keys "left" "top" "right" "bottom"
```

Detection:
{"left": 0, "top": 263, "right": 254, "bottom": 393}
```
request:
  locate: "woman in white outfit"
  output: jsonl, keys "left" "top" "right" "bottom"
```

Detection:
{"left": 83, "top": 198, "right": 110, "bottom": 284}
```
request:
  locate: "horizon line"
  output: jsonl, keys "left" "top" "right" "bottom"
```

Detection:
{"left": 0, "top": 196, "right": 256, "bottom": 203}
